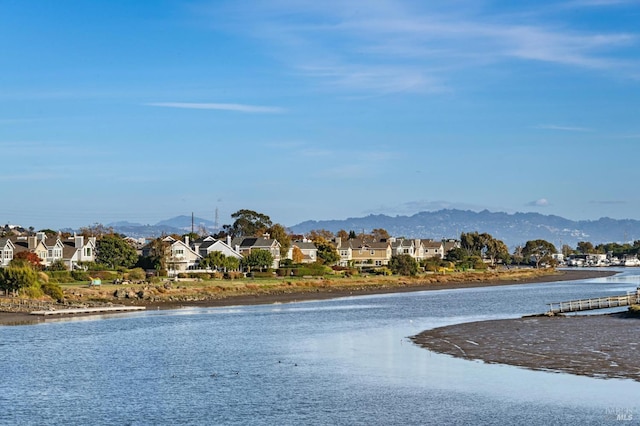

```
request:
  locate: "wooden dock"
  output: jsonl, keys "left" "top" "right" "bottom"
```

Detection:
{"left": 547, "top": 288, "right": 640, "bottom": 315}
{"left": 30, "top": 306, "right": 146, "bottom": 316}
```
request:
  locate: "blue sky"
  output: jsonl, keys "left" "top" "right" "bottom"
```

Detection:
{"left": 1, "top": 0, "right": 639, "bottom": 230}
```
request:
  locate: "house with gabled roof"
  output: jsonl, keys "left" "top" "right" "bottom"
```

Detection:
{"left": 62, "top": 235, "right": 97, "bottom": 270}
{"left": 7, "top": 233, "right": 63, "bottom": 267}
{"left": 231, "top": 235, "right": 281, "bottom": 269}
{"left": 0, "top": 237, "right": 15, "bottom": 267}
{"left": 287, "top": 240, "right": 318, "bottom": 264}
{"left": 335, "top": 237, "right": 392, "bottom": 267}
{"left": 192, "top": 235, "right": 243, "bottom": 261}
{"left": 141, "top": 235, "right": 203, "bottom": 274}
{"left": 421, "top": 239, "right": 445, "bottom": 259}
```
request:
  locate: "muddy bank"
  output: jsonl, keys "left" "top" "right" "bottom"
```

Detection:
{"left": 411, "top": 313, "right": 640, "bottom": 382}
{"left": 0, "top": 269, "right": 616, "bottom": 326}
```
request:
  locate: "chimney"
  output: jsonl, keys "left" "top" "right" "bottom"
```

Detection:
{"left": 226, "top": 235, "right": 232, "bottom": 246}
{"left": 75, "top": 235, "right": 84, "bottom": 249}
{"left": 28, "top": 236, "right": 37, "bottom": 249}
{"left": 185, "top": 235, "right": 190, "bottom": 247}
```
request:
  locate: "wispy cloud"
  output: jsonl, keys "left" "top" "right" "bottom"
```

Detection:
{"left": 526, "top": 198, "right": 550, "bottom": 207}
{"left": 201, "top": 0, "right": 639, "bottom": 95}
{"left": 535, "top": 124, "right": 593, "bottom": 132}
{"left": 146, "top": 102, "right": 286, "bottom": 114}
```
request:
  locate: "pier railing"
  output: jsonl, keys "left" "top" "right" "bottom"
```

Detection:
{"left": 547, "top": 288, "right": 640, "bottom": 315}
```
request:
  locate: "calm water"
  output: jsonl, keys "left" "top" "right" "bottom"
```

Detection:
{"left": 1, "top": 270, "right": 639, "bottom": 425}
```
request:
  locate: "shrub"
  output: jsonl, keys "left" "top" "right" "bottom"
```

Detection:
{"left": 41, "top": 282, "right": 64, "bottom": 302}
{"left": 22, "top": 284, "right": 44, "bottom": 299}
{"left": 71, "top": 271, "right": 90, "bottom": 281}
{"left": 47, "top": 259, "right": 68, "bottom": 271}
{"left": 374, "top": 267, "right": 393, "bottom": 276}
{"left": 276, "top": 268, "right": 293, "bottom": 277}
{"left": 46, "top": 270, "right": 72, "bottom": 283}
{"left": 292, "top": 263, "right": 332, "bottom": 277}
{"left": 252, "top": 271, "right": 274, "bottom": 278}
{"left": 224, "top": 271, "right": 244, "bottom": 280}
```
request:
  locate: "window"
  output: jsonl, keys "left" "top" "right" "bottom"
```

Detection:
{"left": 375, "top": 260, "right": 382, "bottom": 266}
{"left": 370, "top": 250, "right": 375, "bottom": 255}
{"left": 341, "top": 250, "right": 348, "bottom": 256}
{"left": 85, "top": 247, "right": 92, "bottom": 256}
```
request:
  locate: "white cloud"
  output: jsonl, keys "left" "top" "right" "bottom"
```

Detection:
{"left": 146, "top": 102, "right": 286, "bottom": 114}
{"left": 527, "top": 198, "right": 550, "bottom": 207}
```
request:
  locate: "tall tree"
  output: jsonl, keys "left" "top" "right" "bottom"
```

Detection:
{"left": 576, "top": 241, "right": 595, "bottom": 254}
{"left": 522, "top": 239, "right": 557, "bottom": 268}
{"left": 371, "top": 228, "right": 390, "bottom": 241}
{"left": 226, "top": 209, "right": 272, "bottom": 238}
{"left": 79, "top": 223, "right": 114, "bottom": 238}
{"left": 307, "top": 229, "right": 334, "bottom": 241}
{"left": 336, "top": 230, "right": 349, "bottom": 240}
{"left": 267, "top": 223, "right": 291, "bottom": 257}
{"left": 96, "top": 234, "right": 138, "bottom": 269}
{"left": 314, "top": 238, "right": 339, "bottom": 265}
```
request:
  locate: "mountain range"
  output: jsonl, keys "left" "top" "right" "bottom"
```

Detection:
{"left": 101, "top": 210, "right": 640, "bottom": 249}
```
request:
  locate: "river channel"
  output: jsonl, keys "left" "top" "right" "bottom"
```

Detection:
{"left": 1, "top": 269, "right": 639, "bottom": 425}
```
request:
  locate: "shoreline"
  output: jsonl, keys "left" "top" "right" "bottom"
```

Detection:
{"left": 411, "top": 312, "right": 640, "bottom": 382}
{"left": 0, "top": 269, "right": 615, "bottom": 326}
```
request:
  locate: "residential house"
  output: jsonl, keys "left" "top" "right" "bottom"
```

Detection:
{"left": 231, "top": 236, "right": 281, "bottom": 269}
{"left": 335, "top": 237, "right": 392, "bottom": 267}
{"left": 141, "top": 235, "right": 202, "bottom": 273}
{"left": 62, "top": 235, "right": 97, "bottom": 270}
{"left": 192, "top": 235, "right": 243, "bottom": 261}
{"left": 0, "top": 238, "right": 15, "bottom": 267}
{"left": 287, "top": 240, "right": 318, "bottom": 263}
{"left": 166, "top": 236, "right": 202, "bottom": 273}
{"left": 7, "top": 233, "right": 62, "bottom": 267}
{"left": 421, "top": 240, "right": 445, "bottom": 259}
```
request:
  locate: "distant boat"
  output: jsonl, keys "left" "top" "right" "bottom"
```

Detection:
{"left": 623, "top": 256, "right": 640, "bottom": 267}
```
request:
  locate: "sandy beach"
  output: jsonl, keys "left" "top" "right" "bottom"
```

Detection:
{"left": 0, "top": 269, "right": 615, "bottom": 326}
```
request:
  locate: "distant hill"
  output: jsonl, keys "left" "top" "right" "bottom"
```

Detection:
{"left": 289, "top": 209, "right": 640, "bottom": 249}
{"left": 90, "top": 210, "right": 640, "bottom": 248}
{"left": 104, "top": 215, "right": 218, "bottom": 238}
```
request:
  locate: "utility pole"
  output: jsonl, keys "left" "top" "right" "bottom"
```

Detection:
{"left": 191, "top": 212, "right": 194, "bottom": 235}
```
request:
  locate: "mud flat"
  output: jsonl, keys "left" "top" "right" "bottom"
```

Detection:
{"left": 411, "top": 313, "right": 640, "bottom": 382}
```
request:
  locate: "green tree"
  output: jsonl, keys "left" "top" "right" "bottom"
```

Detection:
{"left": 225, "top": 209, "right": 273, "bottom": 238}
{"left": 0, "top": 264, "right": 38, "bottom": 296}
{"left": 484, "top": 238, "right": 510, "bottom": 265}
{"left": 224, "top": 256, "right": 240, "bottom": 272}
{"left": 267, "top": 223, "right": 291, "bottom": 258}
{"left": 314, "top": 238, "right": 339, "bottom": 265}
{"left": 47, "top": 259, "right": 67, "bottom": 271}
{"left": 200, "top": 251, "right": 227, "bottom": 270}
{"left": 522, "top": 239, "right": 557, "bottom": 268}
{"left": 96, "top": 234, "right": 138, "bottom": 269}
{"left": 242, "top": 249, "right": 274, "bottom": 272}
{"left": 389, "top": 254, "right": 418, "bottom": 276}
{"left": 576, "top": 241, "right": 595, "bottom": 254}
